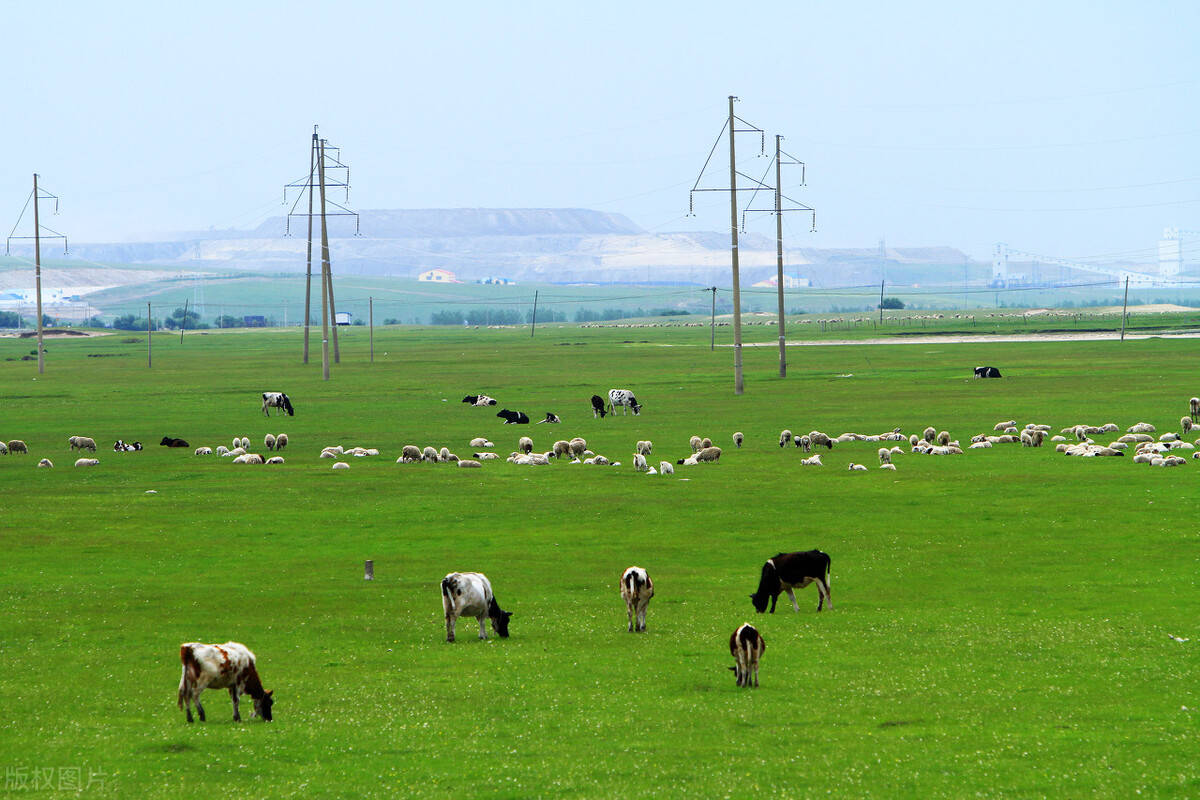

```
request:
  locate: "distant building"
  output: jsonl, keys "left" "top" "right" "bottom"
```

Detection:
{"left": 335, "top": 311, "right": 352, "bottom": 326}
{"left": 243, "top": 315, "right": 266, "bottom": 327}
{"left": 751, "top": 275, "right": 811, "bottom": 289}
{"left": 476, "top": 276, "right": 516, "bottom": 285}
{"left": 418, "top": 268, "right": 460, "bottom": 283}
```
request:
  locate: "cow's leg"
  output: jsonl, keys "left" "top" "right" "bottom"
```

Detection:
{"left": 785, "top": 588, "right": 800, "bottom": 612}
{"left": 769, "top": 593, "right": 778, "bottom": 613}
{"left": 229, "top": 687, "right": 241, "bottom": 722}
{"left": 193, "top": 691, "right": 206, "bottom": 723}
{"left": 637, "top": 600, "right": 647, "bottom": 632}
{"left": 478, "top": 615, "right": 488, "bottom": 640}
{"left": 445, "top": 612, "right": 457, "bottom": 643}
{"left": 183, "top": 692, "right": 194, "bottom": 723}
{"left": 752, "top": 662, "right": 759, "bottom": 688}
{"left": 626, "top": 601, "right": 634, "bottom": 632}
{"left": 816, "top": 578, "right": 831, "bottom": 611}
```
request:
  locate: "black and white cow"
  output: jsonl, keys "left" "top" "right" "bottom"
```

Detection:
{"left": 496, "top": 409, "right": 530, "bottom": 424}
{"left": 160, "top": 437, "right": 190, "bottom": 448}
{"left": 536, "top": 412, "right": 561, "bottom": 424}
{"left": 750, "top": 550, "right": 832, "bottom": 613}
{"left": 262, "top": 392, "right": 295, "bottom": 416}
{"left": 113, "top": 440, "right": 142, "bottom": 452}
{"left": 728, "top": 623, "right": 765, "bottom": 688}
{"left": 607, "top": 389, "right": 642, "bottom": 416}
{"left": 591, "top": 395, "right": 608, "bottom": 419}
{"left": 463, "top": 395, "right": 498, "bottom": 406}
{"left": 178, "top": 641, "right": 274, "bottom": 723}
{"left": 973, "top": 366, "right": 1002, "bottom": 378}
{"left": 620, "top": 566, "right": 654, "bottom": 633}
{"left": 441, "top": 572, "right": 512, "bottom": 642}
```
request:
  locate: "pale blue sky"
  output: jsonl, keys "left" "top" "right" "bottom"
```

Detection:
{"left": 7, "top": 0, "right": 1198, "bottom": 263}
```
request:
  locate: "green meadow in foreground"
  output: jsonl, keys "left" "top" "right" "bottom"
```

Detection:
{"left": 0, "top": 324, "right": 1197, "bottom": 798}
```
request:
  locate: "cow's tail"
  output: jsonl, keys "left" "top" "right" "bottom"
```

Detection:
{"left": 441, "top": 576, "right": 456, "bottom": 613}
{"left": 178, "top": 645, "right": 198, "bottom": 708}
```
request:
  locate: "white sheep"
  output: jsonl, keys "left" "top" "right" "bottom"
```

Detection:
{"left": 224, "top": 447, "right": 247, "bottom": 458}
{"left": 1128, "top": 422, "right": 1156, "bottom": 434}
{"left": 797, "top": 435, "right": 811, "bottom": 452}
{"left": 659, "top": 461, "right": 674, "bottom": 475}
{"left": 469, "top": 437, "right": 493, "bottom": 448}
{"left": 937, "top": 431, "right": 951, "bottom": 446}
{"left": 993, "top": 420, "right": 1016, "bottom": 431}
{"left": 878, "top": 447, "right": 892, "bottom": 465}
{"left": 264, "top": 433, "right": 277, "bottom": 451}
{"left": 266, "top": 456, "right": 284, "bottom": 465}
{"left": 194, "top": 447, "right": 213, "bottom": 455}
{"left": 324, "top": 445, "right": 345, "bottom": 455}
{"left": 0, "top": 441, "right": 7, "bottom": 455}
{"left": 969, "top": 441, "right": 993, "bottom": 449}
{"left": 908, "top": 434, "right": 919, "bottom": 447}
{"left": 518, "top": 436, "right": 533, "bottom": 455}
{"left": 636, "top": 440, "right": 653, "bottom": 456}
{"left": 69, "top": 436, "right": 97, "bottom": 452}
{"left": 37, "top": 458, "right": 53, "bottom": 468}
{"left": 800, "top": 454, "right": 823, "bottom": 466}
{"left": 551, "top": 440, "right": 571, "bottom": 459}
{"left": 275, "top": 433, "right": 288, "bottom": 451}
{"left": 880, "top": 463, "right": 896, "bottom": 470}
{"left": 569, "top": 438, "right": 587, "bottom": 459}
{"left": 689, "top": 435, "right": 703, "bottom": 452}
{"left": 732, "top": 432, "right": 744, "bottom": 448}
{"left": 700, "top": 437, "right": 713, "bottom": 450}
{"left": 457, "top": 459, "right": 482, "bottom": 468}
{"left": 74, "top": 458, "right": 99, "bottom": 467}
{"left": 695, "top": 446, "right": 721, "bottom": 463}
{"left": 848, "top": 463, "right": 868, "bottom": 471}
{"left": 779, "top": 429, "right": 792, "bottom": 448}
{"left": 474, "top": 452, "right": 500, "bottom": 460}
{"left": 440, "top": 446, "right": 455, "bottom": 462}
{"left": 232, "top": 454, "right": 265, "bottom": 464}
{"left": 922, "top": 426, "right": 936, "bottom": 443}
{"left": 332, "top": 462, "right": 350, "bottom": 470}
{"left": 633, "top": 453, "right": 648, "bottom": 472}
{"left": 215, "top": 445, "right": 229, "bottom": 456}
{"left": 422, "top": 446, "right": 439, "bottom": 463}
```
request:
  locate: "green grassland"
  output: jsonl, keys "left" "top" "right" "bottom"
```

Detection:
{"left": 0, "top": 324, "right": 1198, "bottom": 798}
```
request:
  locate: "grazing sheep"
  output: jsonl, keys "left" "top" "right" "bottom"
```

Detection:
{"left": 551, "top": 440, "right": 571, "bottom": 459}
{"left": 696, "top": 446, "right": 721, "bottom": 463}
{"left": 687, "top": 435, "right": 702, "bottom": 453}
{"left": 620, "top": 567, "right": 654, "bottom": 633}
{"left": 800, "top": 454, "right": 823, "bottom": 466}
{"left": 908, "top": 434, "right": 919, "bottom": 447}
{"left": 194, "top": 447, "right": 213, "bottom": 455}
{"left": 1182, "top": 417, "right": 1194, "bottom": 436}
{"left": 332, "top": 462, "right": 350, "bottom": 470}
{"left": 797, "top": 435, "right": 811, "bottom": 452}
{"left": 659, "top": 461, "right": 674, "bottom": 475}
{"left": 733, "top": 432, "right": 744, "bottom": 448}
{"left": 232, "top": 437, "right": 242, "bottom": 450}
{"left": 878, "top": 447, "right": 892, "bottom": 466}
{"left": 922, "top": 426, "right": 936, "bottom": 443}
{"left": 422, "top": 446, "right": 439, "bottom": 463}
{"left": 457, "top": 459, "right": 482, "bottom": 468}
{"left": 808, "top": 432, "right": 833, "bottom": 450}
{"left": 779, "top": 429, "right": 792, "bottom": 448}
{"left": 1191, "top": 397, "right": 1200, "bottom": 421}
{"left": 636, "top": 440, "right": 653, "bottom": 456}
{"left": 266, "top": 456, "right": 284, "bottom": 465}
{"left": 0, "top": 441, "right": 7, "bottom": 455}
{"left": 69, "top": 436, "right": 97, "bottom": 452}
{"left": 37, "top": 458, "right": 53, "bottom": 468}
{"left": 880, "top": 463, "right": 896, "bottom": 471}
{"left": 74, "top": 458, "right": 99, "bottom": 467}
{"left": 700, "top": 437, "right": 713, "bottom": 450}
{"left": 8, "top": 440, "right": 28, "bottom": 454}
{"left": 937, "top": 431, "right": 951, "bottom": 446}
{"left": 215, "top": 445, "right": 229, "bottom": 456}
{"left": 993, "top": 420, "right": 1016, "bottom": 431}
{"left": 275, "top": 434, "right": 288, "bottom": 451}
{"left": 400, "top": 445, "right": 422, "bottom": 463}
{"left": 633, "top": 453, "right": 648, "bottom": 472}
{"left": 569, "top": 438, "right": 587, "bottom": 459}
{"left": 264, "top": 434, "right": 277, "bottom": 451}
{"left": 440, "top": 446, "right": 454, "bottom": 462}
{"left": 518, "top": 436, "right": 533, "bottom": 455}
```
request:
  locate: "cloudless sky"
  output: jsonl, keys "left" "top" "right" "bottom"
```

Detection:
{"left": 6, "top": 0, "right": 1199, "bottom": 262}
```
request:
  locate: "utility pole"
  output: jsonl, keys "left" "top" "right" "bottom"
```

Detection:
{"left": 303, "top": 129, "right": 315, "bottom": 363}
{"left": 147, "top": 303, "right": 152, "bottom": 368}
{"left": 369, "top": 296, "right": 374, "bottom": 362}
{"left": 1120, "top": 276, "right": 1129, "bottom": 341}
{"left": 879, "top": 280, "right": 885, "bottom": 324}
{"left": 318, "top": 137, "right": 332, "bottom": 381}
{"left": 6, "top": 175, "right": 66, "bottom": 374}
{"left": 709, "top": 286, "right": 717, "bottom": 351}
{"left": 530, "top": 290, "right": 539, "bottom": 337}
{"left": 689, "top": 97, "right": 767, "bottom": 394}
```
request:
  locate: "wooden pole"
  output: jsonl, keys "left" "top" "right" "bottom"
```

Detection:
{"left": 727, "top": 96, "right": 744, "bottom": 395}
{"left": 147, "top": 303, "right": 152, "bottom": 367}
{"left": 318, "top": 139, "right": 332, "bottom": 381}
{"left": 33, "top": 174, "right": 44, "bottom": 374}
{"left": 303, "top": 129, "right": 316, "bottom": 364}
{"left": 369, "top": 296, "right": 374, "bottom": 362}
{"left": 1120, "top": 276, "right": 1129, "bottom": 341}
{"left": 710, "top": 286, "right": 716, "bottom": 351}
{"left": 179, "top": 299, "right": 188, "bottom": 344}
{"left": 364, "top": 560, "right": 374, "bottom": 581}
{"left": 530, "top": 290, "right": 539, "bottom": 337}
{"left": 879, "top": 280, "right": 885, "bottom": 324}
{"left": 774, "top": 135, "right": 786, "bottom": 378}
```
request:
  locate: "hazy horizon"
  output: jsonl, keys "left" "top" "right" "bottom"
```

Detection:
{"left": 7, "top": 1, "right": 1198, "bottom": 264}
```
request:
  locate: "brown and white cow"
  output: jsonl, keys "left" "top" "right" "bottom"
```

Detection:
{"left": 729, "top": 623, "right": 766, "bottom": 688}
{"left": 177, "top": 642, "right": 274, "bottom": 723}
{"left": 750, "top": 550, "right": 832, "bottom": 613}
{"left": 620, "top": 566, "right": 654, "bottom": 633}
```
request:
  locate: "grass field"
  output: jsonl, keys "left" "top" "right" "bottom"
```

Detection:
{"left": 1, "top": 323, "right": 1198, "bottom": 798}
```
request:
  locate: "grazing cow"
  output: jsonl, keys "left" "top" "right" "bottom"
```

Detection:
{"left": 591, "top": 395, "right": 608, "bottom": 418}
{"left": 177, "top": 642, "right": 274, "bottom": 723}
{"left": 620, "top": 566, "right": 654, "bottom": 633}
{"left": 262, "top": 392, "right": 295, "bottom": 416}
{"left": 608, "top": 389, "right": 642, "bottom": 416}
{"left": 750, "top": 550, "right": 832, "bottom": 613}
{"left": 536, "top": 412, "right": 561, "bottom": 424}
{"left": 496, "top": 409, "right": 530, "bottom": 425}
{"left": 729, "top": 623, "right": 766, "bottom": 688}
{"left": 441, "top": 572, "right": 512, "bottom": 642}
{"left": 159, "top": 437, "right": 189, "bottom": 448}
{"left": 973, "top": 366, "right": 1002, "bottom": 378}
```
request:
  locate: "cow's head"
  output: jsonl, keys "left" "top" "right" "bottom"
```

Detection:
{"left": 462, "top": 396, "right": 474, "bottom": 403}
{"left": 749, "top": 593, "right": 769, "bottom": 613}
{"left": 283, "top": 396, "right": 295, "bottom": 416}
{"left": 492, "top": 610, "right": 513, "bottom": 638}
{"left": 159, "top": 437, "right": 172, "bottom": 446}
{"left": 253, "top": 689, "right": 274, "bottom": 721}
{"left": 632, "top": 403, "right": 642, "bottom": 416}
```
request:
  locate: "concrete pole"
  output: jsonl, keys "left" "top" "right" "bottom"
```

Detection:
{"left": 33, "top": 174, "right": 44, "bottom": 374}
{"left": 303, "top": 130, "right": 315, "bottom": 363}
{"left": 728, "top": 96, "right": 744, "bottom": 395}
{"left": 774, "top": 136, "right": 785, "bottom": 378}
{"left": 1120, "top": 276, "right": 1129, "bottom": 341}
{"left": 369, "top": 296, "right": 374, "bottom": 362}
{"left": 318, "top": 139, "right": 332, "bottom": 381}
{"left": 147, "top": 302, "right": 152, "bottom": 368}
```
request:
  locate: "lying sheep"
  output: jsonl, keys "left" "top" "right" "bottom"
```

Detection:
{"left": 880, "top": 463, "right": 896, "bottom": 471}
{"left": 1157, "top": 456, "right": 1187, "bottom": 467}
{"left": 324, "top": 445, "right": 345, "bottom": 455}
{"left": 800, "top": 454, "right": 823, "bottom": 466}
{"left": 457, "top": 459, "right": 482, "bottom": 468}
{"left": 1160, "top": 432, "right": 1180, "bottom": 443}
{"left": 969, "top": 441, "right": 993, "bottom": 449}
{"left": 1128, "top": 422, "right": 1156, "bottom": 434}
{"left": 518, "top": 436, "right": 533, "bottom": 455}
{"left": 266, "top": 456, "right": 285, "bottom": 465}
{"left": 779, "top": 429, "right": 792, "bottom": 448}
{"left": 37, "top": 458, "right": 53, "bottom": 468}
{"left": 194, "top": 447, "right": 213, "bottom": 455}
{"left": 0, "top": 441, "right": 7, "bottom": 455}
{"left": 993, "top": 420, "right": 1016, "bottom": 431}
{"left": 224, "top": 447, "right": 247, "bottom": 458}
{"left": 264, "top": 433, "right": 277, "bottom": 451}
{"left": 848, "top": 463, "right": 868, "bottom": 471}
{"left": 469, "top": 437, "right": 493, "bottom": 448}
{"left": 732, "top": 432, "right": 744, "bottom": 448}
{"left": 659, "top": 461, "right": 674, "bottom": 475}
{"left": 232, "top": 453, "right": 265, "bottom": 464}
{"left": 74, "top": 458, "right": 99, "bottom": 467}
{"left": 332, "top": 462, "right": 350, "bottom": 470}
{"left": 215, "top": 445, "right": 230, "bottom": 456}
{"left": 474, "top": 452, "right": 500, "bottom": 460}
